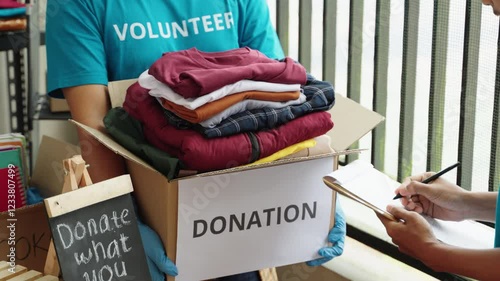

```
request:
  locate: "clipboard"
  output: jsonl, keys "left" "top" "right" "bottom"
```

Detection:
{"left": 322, "top": 175, "right": 398, "bottom": 221}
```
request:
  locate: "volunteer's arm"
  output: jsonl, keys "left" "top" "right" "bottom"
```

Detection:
{"left": 64, "top": 84, "right": 177, "bottom": 280}
{"left": 63, "top": 84, "right": 127, "bottom": 183}
{"left": 378, "top": 207, "right": 500, "bottom": 281}
{"left": 424, "top": 244, "right": 500, "bottom": 281}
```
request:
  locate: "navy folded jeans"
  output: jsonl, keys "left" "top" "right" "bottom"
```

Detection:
{"left": 216, "top": 271, "right": 260, "bottom": 281}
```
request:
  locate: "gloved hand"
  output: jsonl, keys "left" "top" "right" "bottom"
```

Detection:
{"left": 138, "top": 220, "right": 178, "bottom": 280}
{"left": 26, "top": 186, "right": 44, "bottom": 205}
{"left": 307, "top": 198, "right": 346, "bottom": 266}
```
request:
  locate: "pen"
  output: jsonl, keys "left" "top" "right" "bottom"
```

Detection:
{"left": 393, "top": 162, "right": 460, "bottom": 200}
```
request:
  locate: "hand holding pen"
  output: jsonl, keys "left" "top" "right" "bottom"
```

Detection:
{"left": 393, "top": 162, "right": 460, "bottom": 199}
{"left": 391, "top": 162, "right": 469, "bottom": 221}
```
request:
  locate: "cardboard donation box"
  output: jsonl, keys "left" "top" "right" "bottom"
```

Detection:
{"left": 72, "top": 79, "right": 384, "bottom": 281}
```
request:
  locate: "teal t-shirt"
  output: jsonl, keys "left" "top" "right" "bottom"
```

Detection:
{"left": 46, "top": 0, "right": 285, "bottom": 98}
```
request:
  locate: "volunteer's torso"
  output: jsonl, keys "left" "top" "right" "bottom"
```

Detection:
{"left": 102, "top": 1, "right": 242, "bottom": 81}
{"left": 46, "top": 0, "right": 284, "bottom": 97}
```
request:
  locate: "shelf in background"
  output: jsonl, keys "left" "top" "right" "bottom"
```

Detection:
{"left": 0, "top": 30, "right": 28, "bottom": 52}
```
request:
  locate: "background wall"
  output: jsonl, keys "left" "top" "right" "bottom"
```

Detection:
{"left": 0, "top": 0, "right": 47, "bottom": 134}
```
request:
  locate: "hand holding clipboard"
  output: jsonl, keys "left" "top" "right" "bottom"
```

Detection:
{"left": 322, "top": 175, "right": 398, "bottom": 221}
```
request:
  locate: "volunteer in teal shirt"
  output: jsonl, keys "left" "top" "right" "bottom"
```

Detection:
{"left": 45, "top": 1, "right": 346, "bottom": 281}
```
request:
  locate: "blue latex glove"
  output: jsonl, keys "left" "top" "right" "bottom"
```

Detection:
{"left": 307, "top": 198, "right": 346, "bottom": 266}
{"left": 132, "top": 196, "right": 178, "bottom": 279}
{"left": 138, "top": 220, "right": 179, "bottom": 280}
{"left": 26, "top": 186, "right": 44, "bottom": 205}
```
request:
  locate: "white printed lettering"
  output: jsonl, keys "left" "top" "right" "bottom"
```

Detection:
{"left": 224, "top": 12, "right": 234, "bottom": 28}
{"left": 113, "top": 24, "right": 128, "bottom": 41}
{"left": 172, "top": 21, "right": 188, "bottom": 38}
{"left": 202, "top": 15, "right": 214, "bottom": 32}
{"left": 188, "top": 17, "right": 201, "bottom": 34}
{"left": 158, "top": 22, "right": 171, "bottom": 38}
{"left": 146, "top": 22, "right": 159, "bottom": 38}
{"left": 193, "top": 202, "right": 318, "bottom": 238}
{"left": 112, "top": 12, "right": 235, "bottom": 41}
{"left": 213, "top": 13, "right": 224, "bottom": 30}
{"left": 130, "top": 23, "right": 146, "bottom": 39}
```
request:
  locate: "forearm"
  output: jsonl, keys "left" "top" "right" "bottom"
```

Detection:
{"left": 463, "top": 192, "right": 497, "bottom": 222}
{"left": 422, "top": 243, "right": 500, "bottom": 281}
{"left": 74, "top": 128, "right": 127, "bottom": 182}
{"left": 64, "top": 84, "right": 127, "bottom": 183}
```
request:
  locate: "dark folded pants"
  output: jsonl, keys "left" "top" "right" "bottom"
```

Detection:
{"left": 216, "top": 271, "right": 260, "bottom": 281}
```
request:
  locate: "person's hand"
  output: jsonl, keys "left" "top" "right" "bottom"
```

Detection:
{"left": 376, "top": 205, "right": 441, "bottom": 262}
{"left": 307, "top": 199, "right": 346, "bottom": 266}
{"left": 138, "top": 220, "right": 178, "bottom": 280}
{"left": 395, "top": 172, "right": 469, "bottom": 221}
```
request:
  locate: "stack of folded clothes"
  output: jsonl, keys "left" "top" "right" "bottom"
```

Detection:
{"left": 0, "top": 0, "right": 26, "bottom": 32}
{"left": 105, "top": 47, "right": 336, "bottom": 177}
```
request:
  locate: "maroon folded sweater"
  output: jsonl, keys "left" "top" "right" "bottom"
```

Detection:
{"left": 148, "top": 47, "right": 307, "bottom": 99}
{"left": 123, "top": 82, "right": 333, "bottom": 172}
{"left": 0, "top": 0, "right": 25, "bottom": 8}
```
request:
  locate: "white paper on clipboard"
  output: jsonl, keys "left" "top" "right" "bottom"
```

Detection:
{"left": 324, "top": 159, "right": 495, "bottom": 249}
{"left": 322, "top": 175, "right": 398, "bottom": 221}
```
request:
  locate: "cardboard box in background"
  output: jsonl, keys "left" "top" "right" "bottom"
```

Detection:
{"left": 32, "top": 97, "right": 79, "bottom": 169}
{"left": 49, "top": 97, "right": 70, "bottom": 113}
{"left": 73, "top": 79, "right": 384, "bottom": 281}
{"left": 31, "top": 136, "right": 81, "bottom": 198}
{"left": 0, "top": 204, "right": 50, "bottom": 273}
{"left": 0, "top": 136, "right": 81, "bottom": 273}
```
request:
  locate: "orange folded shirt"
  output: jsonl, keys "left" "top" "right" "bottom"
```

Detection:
{"left": 159, "top": 90, "right": 301, "bottom": 123}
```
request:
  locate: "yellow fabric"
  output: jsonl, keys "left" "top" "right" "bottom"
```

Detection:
{"left": 259, "top": 268, "right": 279, "bottom": 281}
{"left": 247, "top": 138, "right": 317, "bottom": 166}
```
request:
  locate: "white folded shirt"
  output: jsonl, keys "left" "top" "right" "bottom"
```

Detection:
{"left": 138, "top": 70, "right": 302, "bottom": 110}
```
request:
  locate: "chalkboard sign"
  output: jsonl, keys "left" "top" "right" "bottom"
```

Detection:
{"left": 44, "top": 175, "right": 151, "bottom": 281}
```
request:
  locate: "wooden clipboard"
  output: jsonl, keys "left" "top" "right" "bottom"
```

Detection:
{"left": 322, "top": 175, "right": 398, "bottom": 221}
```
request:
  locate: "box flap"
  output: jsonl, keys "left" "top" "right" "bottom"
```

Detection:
{"left": 327, "top": 94, "right": 385, "bottom": 151}
{"left": 70, "top": 120, "right": 160, "bottom": 175}
{"left": 175, "top": 152, "right": 336, "bottom": 181}
{"left": 72, "top": 118, "right": 360, "bottom": 182}
{"left": 108, "top": 79, "right": 137, "bottom": 108}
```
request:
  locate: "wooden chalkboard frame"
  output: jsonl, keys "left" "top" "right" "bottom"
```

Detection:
{"left": 44, "top": 175, "right": 152, "bottom": 281}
